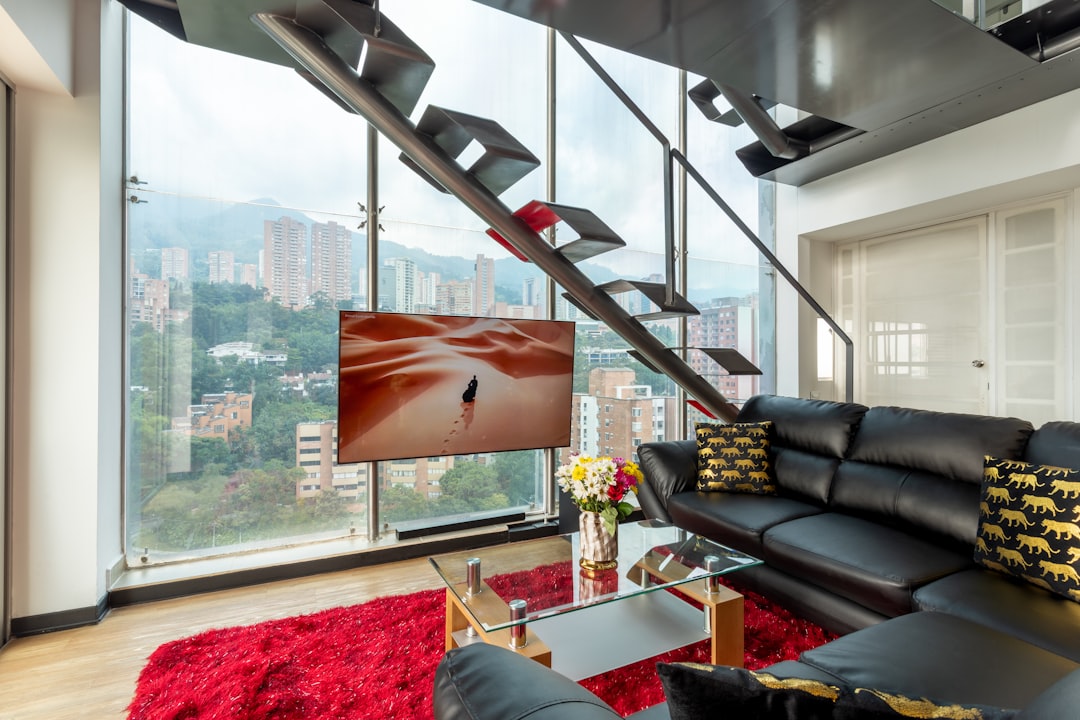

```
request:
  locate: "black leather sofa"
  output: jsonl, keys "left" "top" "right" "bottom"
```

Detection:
{"left": 433, "top": 396, "right": 1080, "bottom": 718}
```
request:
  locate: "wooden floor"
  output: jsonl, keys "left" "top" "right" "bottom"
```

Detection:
{"left": 0, "top": 555, "right": 457, "bottom": 720}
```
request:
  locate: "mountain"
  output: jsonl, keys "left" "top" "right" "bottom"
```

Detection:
{"left": 127, "top": 194, "right": 622, "bottom": 294}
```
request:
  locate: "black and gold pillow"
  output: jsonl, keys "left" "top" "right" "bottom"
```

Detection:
{"left": 657, "top": 663, "right": 1016, "bottom": 720}
{"left": 657, "top": 663, "right": 839, "bottom": 720}
{"left": 836, "top": 687, "right": 1015, "bottom": 719}
{"left": 694, "top": 421, "right": 775, "bottom": 494}
{"left": 977, "top": 456, "right": 1080, "bottom": 603}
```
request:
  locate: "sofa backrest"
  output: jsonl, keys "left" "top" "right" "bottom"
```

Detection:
{"left": 736, "top": 395, "right": 869, "bottom": 504}
{"left": 831, "top": 406, "right": 1035, "bottom": 546}
{"left": 1023, "top": 421, "right": 1080, "bottom": 469}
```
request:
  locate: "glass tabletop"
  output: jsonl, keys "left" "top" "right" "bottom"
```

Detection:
{"left": 429, "top": 519, "right": 761, "bottom": 631}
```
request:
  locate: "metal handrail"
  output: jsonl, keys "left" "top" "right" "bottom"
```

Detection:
{"left": 559, "top": 32, "right": 854, "bottom": 402}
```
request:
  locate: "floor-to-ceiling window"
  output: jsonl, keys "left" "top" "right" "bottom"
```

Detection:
{"left": 123, "top": 0, "right": 772, "bottom": 573}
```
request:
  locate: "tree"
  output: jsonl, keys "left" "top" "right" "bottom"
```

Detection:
{"left": 494, "top": 450, "right": 539, "bottom": 506}
{"left": 251, "top": 401, "right": 334, "bottom": 464}
{"left": 439, "top": 463, "right": 500, "bottom": 509}
{"left": 381, "top": 485, "right": 431, "bottom": 522}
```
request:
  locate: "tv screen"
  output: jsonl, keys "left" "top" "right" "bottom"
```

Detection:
{"left": 337, "top": 311, "right": 576, "bottom": 463}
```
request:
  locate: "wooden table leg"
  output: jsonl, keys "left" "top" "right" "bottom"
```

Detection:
{"left": 443, "top": 582, "right": 552, "bottom": 667}
{"left": 671, "top": 582, "right": 745, "bottom": 667}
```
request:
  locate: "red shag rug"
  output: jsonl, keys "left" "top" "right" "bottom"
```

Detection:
{"left": 127, "top": 563, "right": 833, "bottom": 719}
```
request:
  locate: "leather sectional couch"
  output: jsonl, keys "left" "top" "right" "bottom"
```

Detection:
{"left": 433, "top": 395, "right": 1080, "bottom": 718}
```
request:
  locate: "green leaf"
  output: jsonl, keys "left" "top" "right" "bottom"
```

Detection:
{"left": 616, "top": 501, "right": 634, "bottom": 520}
{"left": 600, "top": 505, "right": 618, "bottom": 536}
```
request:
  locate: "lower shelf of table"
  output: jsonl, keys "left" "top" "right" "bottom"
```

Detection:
{"left": 450, "top": 589, "right": 712, "bottom": 681}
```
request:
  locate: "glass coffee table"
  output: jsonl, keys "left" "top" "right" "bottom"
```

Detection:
{"left": 429, "top": 519, "right": 762, "bottom": 680}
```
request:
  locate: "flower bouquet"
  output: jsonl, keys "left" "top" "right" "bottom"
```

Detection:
{"left": 555, "top": 454, "right": 644, "bottom": 536}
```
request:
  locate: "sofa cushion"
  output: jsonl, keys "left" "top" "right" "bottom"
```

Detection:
{"left": 846, "top": 406, "right": 1033, "bottom": 485}
{"left": 1014, "top": 668, "right": 1080, "bottom": 720}
{"left": 736, "top": 395, "right": 869, "bottom": 459}
{"left": 830, "top": 461, "right": 982, "bottom": 547}
{"left": 798, "top": 612, "right": 1080, "bottom": 710}
{"left": 914, "top": 569, "right": 1080, "bottom": 663}
{"left": 667, "top": 492, "right": 822, "bottom": 555}
{"left": 694, "top": 421, "right": 776, "bottom": 494}
{"left": 763, "top": 513, "right": 972, "bottom": 617}
{"left": 831, "top": 407, "right": 1033, "bottom": 546}
{"left": 1024, "top": 421, "right": 1080, "bottom": 470}
{"left": 656, "top": 663, "right": 1017, "bottom": 720}
{"left": 977, "top": 456, "right": 1080, "bottom": 602}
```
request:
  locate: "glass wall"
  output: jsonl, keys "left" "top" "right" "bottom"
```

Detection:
{"left": 123, "top": 0, "right": 770, "bottom": 568}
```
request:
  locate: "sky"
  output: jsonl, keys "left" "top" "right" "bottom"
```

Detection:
{"left": 127, "top": 0, "right": 765, "bottom": 293}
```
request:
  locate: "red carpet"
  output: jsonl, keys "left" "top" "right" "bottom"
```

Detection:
{"left": 127, "top": 563, "right": 833, "bottom": 719}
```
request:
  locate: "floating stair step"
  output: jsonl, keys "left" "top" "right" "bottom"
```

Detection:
{"left": 297, "top": 0, "right": 435, "bottom": 118}
{"left": 597, "top": 280, "right": 699, "bottom": 321}
{"left": 696, "top": 347, "right": 762, "bottom": 375}
{"left": 401, "top": 106, "right": 540, "bottom": 197}
{"left": 688, "top": 78, "right": 775, "bottom": 127}
{"left": 487, "top": 201, "right": 626, "bottom": 263}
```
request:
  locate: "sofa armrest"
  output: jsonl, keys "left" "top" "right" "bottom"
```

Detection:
{"left": 637, "top": 440, "right": 698, "bottom": 521}
{"left": 433, "top": 644, "right": 623, "bottom": 720}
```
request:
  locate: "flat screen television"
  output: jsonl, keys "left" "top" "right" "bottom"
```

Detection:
{"left": 337, "top": 311, "right": 576, "bottom": 463}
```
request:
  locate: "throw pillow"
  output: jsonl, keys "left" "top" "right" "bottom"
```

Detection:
{"left": 657, "top": 663, "right": 839, "bottom": 720}
{"left": 977, "top": 456, "right": 1080, "bottom": 603}
{"left": 657, "top": 663, "right": 1017, "bottom": 720}
{"left": 836, "top": 687, "right": 1016, "bottom": 719}
{"left": 694, "top": 421, "right": 776, "bottom": 494}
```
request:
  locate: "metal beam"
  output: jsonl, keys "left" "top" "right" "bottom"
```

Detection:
{"left": 251, "top": 12, "right": 739, "bottom": 422}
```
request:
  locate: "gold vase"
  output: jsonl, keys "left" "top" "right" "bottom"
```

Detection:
{"left": 579, "top": 510, "right": 618, "bottom": 574}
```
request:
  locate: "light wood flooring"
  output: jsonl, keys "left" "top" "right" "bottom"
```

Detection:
{"left": 0, "top": 541, "right": 564, "bottom": 720}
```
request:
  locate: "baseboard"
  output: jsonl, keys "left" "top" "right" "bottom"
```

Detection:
{"left": 108, "top": 530, "right": 510, "bottom": 608}
{"left": 11, "top": 594, "right": 109, "bottom": 637}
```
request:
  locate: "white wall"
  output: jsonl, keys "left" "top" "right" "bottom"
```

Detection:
{"left": 0, "top": 0, "right": 74, "bottom": 94}
{"left": 797, "top": 88, "right": 1080, "bottom": 243}
{"left": 783, "top": 86, "right": 1080, "bottom": 406}
{"left": 7, "top": 0, "right": 123, "bottom": 622}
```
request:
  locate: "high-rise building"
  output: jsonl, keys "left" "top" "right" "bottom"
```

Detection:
{"left": 391, "top": 257, "right": 417, "bottom": 313}
{"left": 263, "top": 216, "right": 308, "bottom": 310}
{"left": 569, "top": 367, "right": 671, "bottom": 462}
{"left": 160, "top": 247, "right": 189, "bottom": 284}
{"left": 436, "top": 279, "right": 473, "bottom": 316}
{"left": 474, "top": 253, "right": 495, "bottom": 316}
{"left": 240, "top": 263, "right": 258, "bottom": 289}
{"left": 310, "top": 221, "right": 352, "bottom": 305}
{"left": 295, "top": 421, "right": 366, "bottom": 507}
{"left": 207, "top": 250, "right": 235, "bottom": 284}
{"left": 687, "top": 296, "right": 759, "bottom": 403}
{"left": 522, "top": 275, "right": 544, "bottom": 314}
{"left": 129, "top": 273, "right": 170, "bottom": 331}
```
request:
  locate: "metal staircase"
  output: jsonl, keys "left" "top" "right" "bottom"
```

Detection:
{"left": 119, "top": 0, "right": 854, "bottom": 419}
{"left": 247, "top": 2, "right": 751, "bottom": 422}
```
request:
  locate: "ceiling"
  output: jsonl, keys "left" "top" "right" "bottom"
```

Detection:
{"left": 469, "top": 0, "right": 1080, "bottom": 185}
{"left": 120, "top": 0, "right": 1080, "bottom": 186}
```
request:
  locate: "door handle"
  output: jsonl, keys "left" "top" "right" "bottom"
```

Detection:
{"left": 971, "top": 360, "right": 986, "bottom": 368}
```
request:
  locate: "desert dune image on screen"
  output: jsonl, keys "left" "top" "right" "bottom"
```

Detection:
{"left": 337, "top": 312, "right": 575, "bottom": 463}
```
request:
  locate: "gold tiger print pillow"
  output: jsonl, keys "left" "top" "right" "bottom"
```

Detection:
{"left": 977, "top": 456, "right": 1080, "bottom": 603}
{"left": 694, "top": 421, "right": 775, "bottom": 494}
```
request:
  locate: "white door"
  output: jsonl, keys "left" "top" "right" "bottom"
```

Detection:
{"left": 994, "top": 198, "right": 1067, "bottom": 428}
{"left": 842, "top": 218, "right": 990, "bottom": 413}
